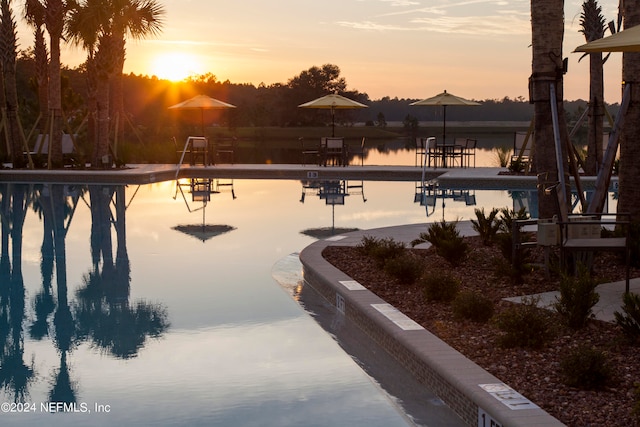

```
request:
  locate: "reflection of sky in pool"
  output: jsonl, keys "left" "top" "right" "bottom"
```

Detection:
{"left": 1, "top": 178, "right": 614, "bottom": 425}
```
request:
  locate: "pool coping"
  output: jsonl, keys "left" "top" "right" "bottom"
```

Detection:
{"left": 299, "top": 231, "right": 565, "bottom": 427}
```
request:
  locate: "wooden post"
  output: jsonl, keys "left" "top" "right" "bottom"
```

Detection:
{"left": 587, "top": 83, "right": 631, "bottom": 213}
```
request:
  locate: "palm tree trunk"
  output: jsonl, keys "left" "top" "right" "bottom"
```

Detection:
{"left": 110, "top": 37, "right": 126, "bottom": 161}
{"left": 531, "top": 0, "right": 569, "bottom": 218}
{"left": 93, "top": 78, "right": 111, "bottom": 167}
{"left": 45, "top": 0, "right": 65, "bottom": 169}
{"left": 586, "top": 57, "right": 604, "bottom": 176}
{"left": 580, "top": 0, "right": 606, "bottom": 176}
{"left": 0, "top": 0, "right": 25, "bottom": 168}
{"left": 617, "top": 0, "right": 640, "bottom": 222}
{"left": 34, "top": 25, "right": 49, "bottom": 134}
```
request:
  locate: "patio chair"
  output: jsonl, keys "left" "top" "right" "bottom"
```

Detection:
{"left": 512, "top": 131, "right": 533, "bottom": 171}
{"left": 29, "top": 134, "right": 78, "bottom": 166}
{"left": 462, "top": 138, "right": 477, "bottom": 168}
{"left": 415, "top": 137, "right": 426, "bottom": 166}
{"left": 215, "top": 137, "right": 235, "bottom": 164}
{"left": 189, "top": 137, "right": 208, "bottom": 165}
{"left": 300, "top": 137, "right": 320, "bottom": 165}
{"left": 424, "top": 137, "right": 439, "bottom": 168}
{"left": 347, "top": 137, "right": 366, "bottom": 166}
{"left": 323, "top": 137, "right": 345, "bottom": 166}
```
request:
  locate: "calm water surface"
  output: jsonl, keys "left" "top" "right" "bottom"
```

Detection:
{"left": 3, "top": 178, "right": 484, "bottom": 426}
{"left": 2, "top": 160, "right": 607, "bottom": 426}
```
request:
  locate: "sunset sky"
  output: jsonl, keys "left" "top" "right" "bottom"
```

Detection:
{"left": 16, "top": 0, "right": 626, "bottom": 102}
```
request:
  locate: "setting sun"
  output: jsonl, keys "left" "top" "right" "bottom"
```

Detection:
{"left": 150, "top": 52, "right": 203, "bottom": 81}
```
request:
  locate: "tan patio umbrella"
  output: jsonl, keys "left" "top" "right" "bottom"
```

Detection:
{"left": 410, "top": 90, "right": 480, "bottom": 144}
{"left": 169, "top": 94, "right": 236, "bottom": 135}
{"left": 298, "top": 94, "right": 368, "bottom": 136}
{"left": 574, "top": 24, "right": 640, "bottom": 53}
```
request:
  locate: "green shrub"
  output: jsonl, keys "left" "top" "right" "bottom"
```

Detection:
{"left": 471, "top": 207, "right": 501, "bottom": 245}
{"left": 554, "top": 264, "right": 600, "bottom": 329}
{"left": 614, "top": 292, "right": 640, "bottom": 344}
{"left": 493, "top": 146, "right": 511, "bottom": 168}
{"left": 419, "top": 270, "right": 460, "bottom": 303}
{"left": 383, "top": 253, "right": 424, "bottom": 285}
{"left": 452, "top": 290, "right": 494, "bottom": 323}
{"left": 357, "top": 236, "right": 406, "bottom": 267}
{"left": 508, "top": 158, "right": 526, "bottom": 173}
{"left": 560, "top": 346, "right": 612, "bottom": 390}
{"left": 411, "top": 219, "right": 467, "bottom": 266}
{"left": 494, "top": 296, "right": 554, "bottom": 349}
{"left": 498, "top": 206, "right": 529, "bottom": 234}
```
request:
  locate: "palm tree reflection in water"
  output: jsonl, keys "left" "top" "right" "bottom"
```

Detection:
{"left": 0, "top": 183, "right": 169, "bottom": 404}
{"left": 0, "top": 184, "right": 35, "bottom": 403}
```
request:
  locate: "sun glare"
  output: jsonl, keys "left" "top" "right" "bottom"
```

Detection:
{"left": 151, "top": 52, "right": 203, "bottom": 82}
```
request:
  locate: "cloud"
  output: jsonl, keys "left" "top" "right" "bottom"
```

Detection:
{"left": 337, "top": 13, "right": 530, "bottom": 36}
{"left": 336, "top": 0, "right": 530, "bottom": 36}
{"left": 336, "top": 20, "right": 413, "bottom": 31}
{"left": 379, "top": 0, "right": 421, "bottom": 6}
{"left": 410, "top": 15, "right": 531, "bottom": 36}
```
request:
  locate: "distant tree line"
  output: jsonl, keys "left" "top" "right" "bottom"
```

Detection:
{"left": 10, "top": 56, "right": 619, "bottom": 161}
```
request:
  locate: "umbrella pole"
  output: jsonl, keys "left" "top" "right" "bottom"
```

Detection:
{"left": 200, "top": 108, "right": 205, "bottom": 136}
{"left": 442, "top": 105, "right": 447, "bottom": 143}
{"left": 442, "top": 105, "right": 447, "bottom": 167}
{"left": 331, "top": 107, "right": 335, "bottom": 137}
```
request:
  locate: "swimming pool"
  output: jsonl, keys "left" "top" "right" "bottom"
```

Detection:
{"left": 0, "top": 179, "right": 465, "bottom": 426}
{"left": 0, "top": 177, "right": 611, "bottom": 426}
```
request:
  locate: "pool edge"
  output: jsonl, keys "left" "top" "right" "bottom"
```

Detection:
{"left": 299, "top": 237, "right": 565, "bottom": 427}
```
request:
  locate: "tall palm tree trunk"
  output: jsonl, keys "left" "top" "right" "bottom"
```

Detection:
{"left": 617, "top": 0, "right": 640, "bottom": 222}
{"left": 531, "top": 0, "right": 570, "bottom": 218}
{"left": 91, "top": 31, "right": 119, "bottom": 167}
{"left": 34, "top": 26, "right": 49, "bottom": 134}
{"left": 24, "top": 0, "right": 49, "bottom": 136}
{"left": 580, "top": 0, "right": 606, "bottom": 175}
{"left": 0, "top": 0, "right": 25, "bottom": 168}
{"left": 110, "top": 37, "right": 126, "bottom": 160}
{"left": 93, "top": 78, "right": 110, "bottom": 167}
{"left": 44, "top": 0, "right": 65, "bottom": 169}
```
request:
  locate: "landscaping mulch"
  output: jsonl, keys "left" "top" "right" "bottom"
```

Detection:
{"left": 322, "top": 236, "right": 640, "bottom": 426}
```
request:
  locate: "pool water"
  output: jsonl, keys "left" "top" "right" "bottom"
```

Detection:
{"left": 2, "top": 176, "right": 598, "bottom": 426}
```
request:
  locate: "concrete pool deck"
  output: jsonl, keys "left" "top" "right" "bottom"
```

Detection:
{"left": 0, "top": 163, "right": 624, "bottom": 426}
{"left": 0, "top": 162, "right": 611, "bottom": 190}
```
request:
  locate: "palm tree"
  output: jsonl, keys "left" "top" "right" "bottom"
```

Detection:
{"left": 579, "top": 0, "right": 607, "bottom": 176}
{"left": 617, "top": 0, "right": 640, "bottom": 222}
{"left": 0, "top": 0, "right": 26, "bottom": 168}
{"left": 42, "top": 0, "right": 69, "bottom": 169}
{"left": 67, "top": 0, "right": 164, "bottom": 167}
{"left": 530, "top": 0, "right": 570, "bottom": 219}
{"left": 24, "top": 0, "right": 50, "bottom": 138}
{"left": 109, "top": 0, "right": 165, "bottom": 159}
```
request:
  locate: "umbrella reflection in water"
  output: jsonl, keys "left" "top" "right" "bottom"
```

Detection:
{"left": 173, "top": 178, "right": 236, "bottom": 242}
{"left": 300, "top": 180, "right": 366, "bottom": 238}
{"left": 414, "top": 180, "right": 476, "bottom": 220}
